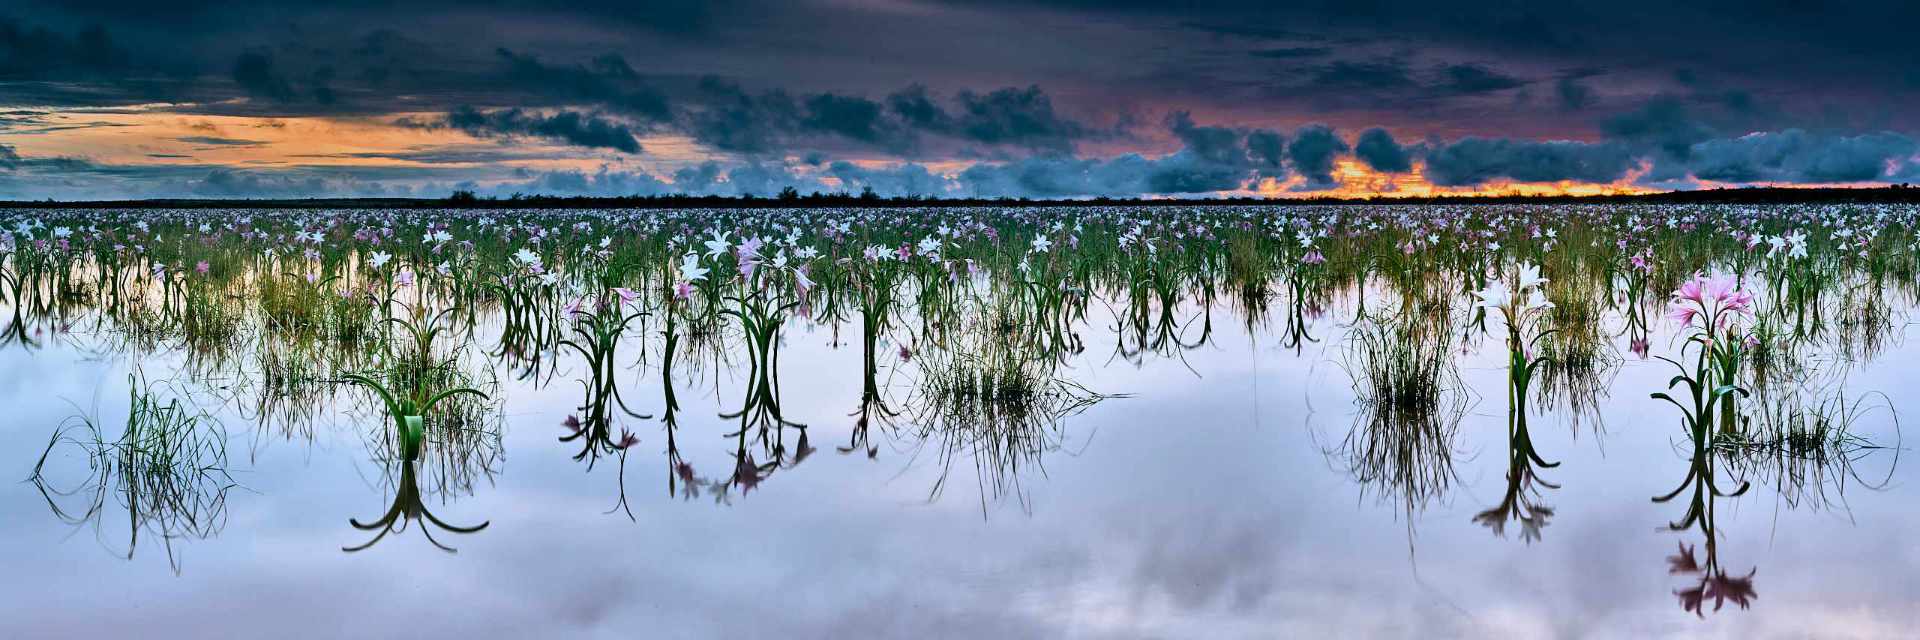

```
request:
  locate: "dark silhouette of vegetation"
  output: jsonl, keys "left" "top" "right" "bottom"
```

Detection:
{"left": 8, "top": 184, "right": 1920, "bottom": 210}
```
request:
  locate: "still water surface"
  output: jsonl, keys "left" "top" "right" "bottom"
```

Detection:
{"left": 1, "top": 206, "right": 1914, "bottom": 639}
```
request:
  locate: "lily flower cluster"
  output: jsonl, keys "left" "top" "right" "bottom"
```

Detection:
{"left": 673, "top": 229, "right": 815, "bottom": 302}
{"left": 1666, "top": 274, "right": 1753, "bottom": 337}
{"left": 1298, "top": 235, "right": 1326, "bottom": 265}
{"left": 1473, "top": 263, "right": 1553, "bottom": 328}
{"left": 1746, "top": 231, "right": 1809, "bottom": 259}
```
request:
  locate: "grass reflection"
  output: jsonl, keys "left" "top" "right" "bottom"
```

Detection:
{"left": 29, "top": 375, "right": 233, "bottom": 573}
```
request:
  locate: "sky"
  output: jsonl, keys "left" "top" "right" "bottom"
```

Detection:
{"left": 4, "top": 0, "right": 1920, "bottom": 200}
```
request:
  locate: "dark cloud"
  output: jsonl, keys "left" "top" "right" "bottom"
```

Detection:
{"left": 891, "top": 84, "right": 1115, "bottom": 153}
{"left": 952, "top": 127, "right": 1223, "bottom": 197}
{"left": 0, "top": 117, "right": 137, "bottom": 135}
{"left": 1601, "top": 96, "right": 1714, "bottom": 160}
{"left": 1176, "top": 21, "right": 1324, "bottom": 42}
{"left": 1244, "top": 130, "right": 1286, "bottom": 177}
{"left": 682, "top": 79, "right": 1101, "bottom": 156}
{"left": 1422, "top": 137, "right": 1637, "bottom": 186}
{"left": 1352, "top": 127, "right": 1410, "bottom": 173}
{"left": 293, "top": 148, "right": 576, "bottom": 164}
{"left": 0, "top": 142, "right": 17, "bottom": 168}
{"left": 885, "top": 85, "right": 946, "bottom": 131}
{"left": 431, "top": 106, "right": 643, "bottom": 153}
{"left": 684, "top": 79, "right": 917, "bottom": 154}
{"left": 0, "top": 19, "right": 129, "bottom": 80}
{"left": 493, "top": 48, "right": 672, "bottom": 123}
{"left": 231, "top": 51, "right": 296, "bottom": 102}
{"left": 685, "top": 77, "right": 804, "bottom": 153}
{"left": 1684, "top": 130, "right": 1916, "bottom": 184}
{"left": 1281, "top": 58, "right": 1534, "bottom": 110}
{"left": 1023, "top": 1, "right": 1920, "bottom": 82}
{"left": 20, "top": 0, "right": 726, "bottom": 39}
{"left": 1143, "top": 149, "right": 1251, "bottom": 193}
{"left": 1156, "top": 112, "right": 1285, "bottom": 189}
{"left": 1286, "top": 124, "right": 1348, "bottom": 187}
{"left": 1438, "top": 64, "right": 1526, "bottom": 95}
{"left": 1554, "top": 76, "right": 1595, "bottom": 111}
{"left": 801, "top": 93, "right": 912, "bottom": 152}
{"left": 1249, "top": 47, "right": 1331, "bottom": 60}
{"left": 1166, "top": 111, "right": 1243, "bottom": 166}
{"left": 951, "top": 116, "right": 1335, "bottom": 198}
{"left": 175, "top": 136, "right": 266, "bottom": 147}
{"left": 942, "top": 85, "right": 1097, "bottom": 153}
{"left": 1306, "top": 60, "right": 1414, "bottom": 91}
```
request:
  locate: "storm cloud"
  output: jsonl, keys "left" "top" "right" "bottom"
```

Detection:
{"left": 0, "top": 19, "right": 130, "bottom": 80}
{"left": 430, "top": 106, "right": 644, "bottom": 154}
{"left": 1684, "top": 130, "right": 1916, "bottom": 184}
{"left": 1422, "top": 137, "right": 1638, "bottom": 186}
{"left": 1352, "top": 128, "right": 1411, "bottom": 174}
{"left": 1287, "top": 125, "right": 1349, "bottom": 187}
{"left": 492, "top": 48, "right": 673, "bottom": 123}
{"left": 883, "top": 84, "right": 1103, "bottom": 153}
{"left": 676, "top": 79, "right": 1105, "bottom": 156}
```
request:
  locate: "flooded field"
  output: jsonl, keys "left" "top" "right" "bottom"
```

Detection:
{"left": 0, "top": 204, "right": 1914, "bottom": 638}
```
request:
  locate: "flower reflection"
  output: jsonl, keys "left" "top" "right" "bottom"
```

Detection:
{"left": 1669, "top": 541, "right": 1758, "bottom": 617}
{"left": 1653, "top": 398, "right": 1758, "bottom": 618}
{"left": 1471, "top": 406, "right": 1557, "bottom": 543}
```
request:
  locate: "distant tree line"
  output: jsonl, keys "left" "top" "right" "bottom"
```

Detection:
{"left": 12, "top": 183, "right": 1920, "bottom": 210}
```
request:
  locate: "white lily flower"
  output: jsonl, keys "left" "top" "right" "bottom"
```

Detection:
{"left": 1524, "top": 289, "right": 1554, "bottom": 312}
{"left": 679, "top": 252, "right": 709, "bottom": 282}
{"left": 703, "top": 230, "right": 732, "bottom": 258}
{"left": 1472, "top": 280, "right": 1511, "bottom": 311}
{"left": 514, "top": 248, "right": 541, "bottom": 267}
{"left": 1517, "top": 263, "right": 1548, "bottom": 290}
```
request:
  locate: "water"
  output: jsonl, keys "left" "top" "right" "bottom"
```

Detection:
{"left": 0, "top": 206, "right": 1914, "bottom": 639}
